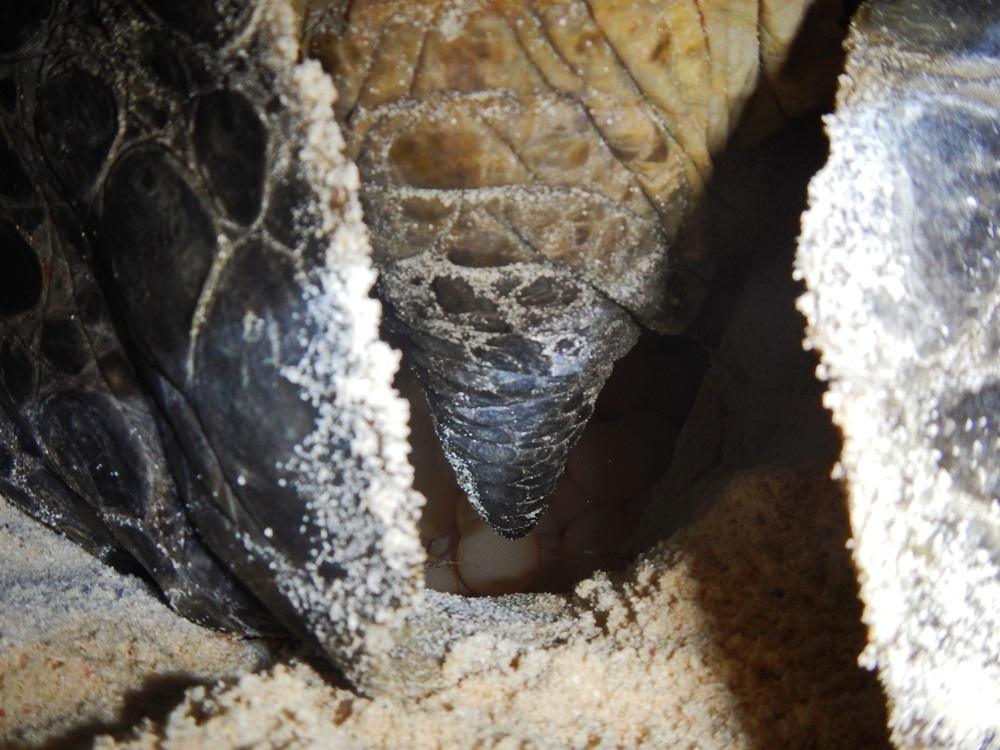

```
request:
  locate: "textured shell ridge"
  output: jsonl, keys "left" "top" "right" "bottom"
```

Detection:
{"left": 319, "top": 0, "right": 815, "bottom": 537}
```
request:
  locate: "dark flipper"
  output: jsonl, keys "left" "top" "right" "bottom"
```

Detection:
{"left": 797, "top": 2, "right": 1000, "bottom": 746}
{"left": 1, "top": 0, "right": 423, "bottom": 669}
{"left": 0, "top": 0, "right": 276, "bottom": 634}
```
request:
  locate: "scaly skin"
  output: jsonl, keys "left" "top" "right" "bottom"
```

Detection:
{"left": 0, "top": 0, "right": 425, "bottom": 675}
{"left": 314, "top": 0, "right": 844, "bottom": 536}
{"left": 797, "top": 2, "right": 1000, "bottom": 746}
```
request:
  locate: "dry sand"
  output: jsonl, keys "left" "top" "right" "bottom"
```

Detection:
{"left": 0, "top": 497, "right": 275, "bottom": 749}
{"left": 3, "top": 463, "right": 891, "bottom": 749}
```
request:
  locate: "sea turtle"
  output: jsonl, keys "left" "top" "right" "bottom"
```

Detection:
{"left": 311, "top": 0, "right": 846, "bottom": 537}
{"left": 797, "top": 2, "right": 1000, "bottom": 745}
{"left": 0, "top": 1, "right": 996, "bottom": 727}
{"left": 0, "top": 0, "right": 427, "bottom": 673}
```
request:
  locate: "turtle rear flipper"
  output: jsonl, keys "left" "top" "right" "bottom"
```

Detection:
{"left": 0, "top": 0, "right": 423, "bottom": 671}
{"left": 0, "top": 10, "right": 275, "bottom": 627}
{"left": 1, "top": 0, "right": 423, "bottom": 675}
{"left": 798, "top": 2, "right": 1000, "bottom": 746}
{"left": 0, "top": 154, "right": 273, "bottom": 632}
{"left": 383, "top": 259, "right": 639, "bottom": 538}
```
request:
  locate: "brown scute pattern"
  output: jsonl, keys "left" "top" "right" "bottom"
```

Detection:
{"left": 316, "top": 0, "right": 841, "bottom": 537}
{"left": 389, "top": 121, "right": 527, "bottom": 190}
{"left": 445, "top": 235, "right": 526, "bottom": 267}
{"left": 324, "top": 0, "right": 750, "bottom": 328}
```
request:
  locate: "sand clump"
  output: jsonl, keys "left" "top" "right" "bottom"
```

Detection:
{"left": 83, "top": 467, "right": 889, "bottom": 750}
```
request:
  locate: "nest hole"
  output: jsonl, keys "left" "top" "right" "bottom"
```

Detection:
{"left": 394, "top": 110, "right": 833, "bottom": 598}
{"left": 395, "top": 331, "right": 710, "bottom": 596}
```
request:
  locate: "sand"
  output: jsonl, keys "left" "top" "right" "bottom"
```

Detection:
{"left": 138, "top": 467, "right": 886, "bottom": 748}
{"left": 2, "top": 459, "right": 892, "bottom": 749}
{"left": 0, "top": 497, "right": 276, "bottom": 749}
{"left": 0, "top": 452, "right": 888, "bottom": 748}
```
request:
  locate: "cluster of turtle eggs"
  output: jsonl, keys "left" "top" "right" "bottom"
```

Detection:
{"left": 398, "top": 334, "right": 708, "bottom": 595}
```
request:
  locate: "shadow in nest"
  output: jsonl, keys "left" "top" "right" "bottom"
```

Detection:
{"left": 664, "top": 113, "right": 893, "bottom": 748}
{"left": 33, "top": 672, "right": 208, "bottom": 750}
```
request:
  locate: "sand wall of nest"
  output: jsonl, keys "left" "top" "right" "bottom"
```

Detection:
{"left": 3, "top": 462, "right": 890, "bottom": 749}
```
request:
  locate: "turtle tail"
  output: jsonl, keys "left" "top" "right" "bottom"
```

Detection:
{"left": 384, "top": 264, "right": 638, "bottom": 538}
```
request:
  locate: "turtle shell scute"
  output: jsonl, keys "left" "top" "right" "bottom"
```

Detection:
{"left": 193, "top": 89, "right": 268, "bottom": 225}
{"left": 35, "top": 66, "right": 118, "bottom": 200}
{"left": 100, "top": 144, "right": 218, "bottom": 369}
{"left": 40, "top": 317, "right": 90, "bottom": 376}
{"left": 36, "top": 390, "right": 148, "bottom": 517}
{"left": 0, "top": 220, "right": 42, "bottom": 317}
